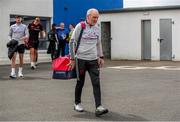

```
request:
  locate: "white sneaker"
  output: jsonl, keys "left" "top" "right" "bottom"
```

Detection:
{"left": 18, "top": 72, "right": 24, "bottom": 77}
{"left": 31, "top": 65, "right": 36, "bottom": 70}
{"left": 35, "top": 62, "right": 38, "bottom": 66}
{"left": 74, "top": 103, "right": 84, "bottom": 112}
{"left": 95, "top": 105, "right": 108, "bottom": 117}
{"left": 10, "top": 73, "right": 16, "bottom": 79}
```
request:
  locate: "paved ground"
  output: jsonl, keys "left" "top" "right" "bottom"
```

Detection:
{"left": 0, "top": 60, "right": 180, "bottom": 121}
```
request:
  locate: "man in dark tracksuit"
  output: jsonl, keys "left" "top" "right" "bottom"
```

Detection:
{"left": 69, "top": 8, "right": 108, "bottom": 117}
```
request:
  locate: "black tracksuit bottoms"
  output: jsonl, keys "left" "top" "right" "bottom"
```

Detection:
{"left": 75, "top": 59, "right": 101, "bottom": 108}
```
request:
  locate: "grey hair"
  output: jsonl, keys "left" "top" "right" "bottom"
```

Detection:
{"left": 60, "top": 22, "right": 65, "bottom": 26}
{"left": 86, "top": 8, "right": 99, "bottom": 16}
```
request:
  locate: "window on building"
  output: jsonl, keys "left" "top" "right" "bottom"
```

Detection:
{"left": 10, "top": 15, "right": 51, "bottom": 50}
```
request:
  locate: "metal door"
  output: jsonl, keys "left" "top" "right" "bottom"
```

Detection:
{"left": 160, "top": 19, "right": 172, "bottom": 60}
{"left": 142, "top": 20, "right": 151, "bottom": 60}
{"left": 101, "top": 22, "right": 111, "bottom": 59}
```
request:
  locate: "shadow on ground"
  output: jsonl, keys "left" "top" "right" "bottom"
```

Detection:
{"left": 0, "top": 76, "right": 52, "bottom": 81}
{"left": 72, "top": 110, "right": 148, "bottom": 121}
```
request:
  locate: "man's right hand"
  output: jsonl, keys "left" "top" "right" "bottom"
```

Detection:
{"left": 68, "top": 59, "right": 76, "bottom": 70}
{"left": 21, "top": 36, "right": 28, "bottom": 43}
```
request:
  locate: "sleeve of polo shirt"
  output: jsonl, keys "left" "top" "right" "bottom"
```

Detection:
{"left": 24, "top": 26, "right": 29, "bottom": 38}
{"left": 69, "top": 23, "right": 81, "bottom": 59}
{"left": 8, "top": 26, "right": 13, "bottom": 41}
{"left": 97, "top": 28, "right": 104, "bottom": 58}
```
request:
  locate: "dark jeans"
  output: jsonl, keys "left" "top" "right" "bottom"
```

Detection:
{"left": 56, "top": 42, "right": 65, "bottom": 58}
{"left": 75, "top": 59, "right": 101, "bottom": 108}
{"left": 47, "top": 42, "right": 56, "bottom": 60}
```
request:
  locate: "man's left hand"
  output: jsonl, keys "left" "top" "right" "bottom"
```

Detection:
{"left": 98, "top": 58, "right": 104, "bottom": 68}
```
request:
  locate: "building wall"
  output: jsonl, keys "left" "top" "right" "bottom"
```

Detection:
{"left": 124, "top": 0, "right": 180, "bottom": 8}
{"left": 53, "top": 0, "right": 123, "bottom": 27}
{"left": 99, "top": 9, "right": 180, "bottom": 61}
{"left": 0, "top": 0, "right": 53, "bottom": 64}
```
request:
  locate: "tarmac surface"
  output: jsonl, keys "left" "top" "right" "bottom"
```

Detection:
{"left": 0, "top": 60, "right": 180, "bottom": 121}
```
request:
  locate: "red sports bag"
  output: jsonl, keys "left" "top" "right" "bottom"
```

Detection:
{"left": 52, "top": 56, "right": 76, "bottom": 79}
{"left": 52, "top": 21, "right": 86, "bottom": 80}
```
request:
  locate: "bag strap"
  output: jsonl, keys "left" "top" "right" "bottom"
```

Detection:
{"left": 75, "top": 21, "right": 86, "bottom": 54}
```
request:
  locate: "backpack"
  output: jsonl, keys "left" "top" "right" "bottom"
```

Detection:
{"left": 75, "top": 21, "right": 86, "bottom": 53}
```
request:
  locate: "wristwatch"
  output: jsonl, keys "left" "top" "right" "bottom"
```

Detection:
{"left": 100, "top": 56, "right": 104, "bottom": 59}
